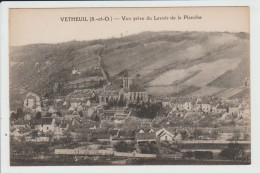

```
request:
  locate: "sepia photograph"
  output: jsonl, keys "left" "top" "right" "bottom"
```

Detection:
{"left": 8, "top": 7, "right": 250, "bottom": 166}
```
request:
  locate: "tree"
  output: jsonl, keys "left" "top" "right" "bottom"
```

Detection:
{"left": 10, "top": 112, "right": 18, "bottom": 121}
{"left": 56, "top": 111, "right": 62, "bottom": 117}
{"left": 193, "top": 129, "right": 202, "bottom": 140}
{"left": 20, "top": 136, "right": 26, "bottom": 143}
{"left": 181, "top": 131, "right": 188, "bottom": 140}
{"left": 243, "top": 133, "right": 250, "bottom": 141}
{"left": 114, "top": 141, "right": 135, "bottom": 152}
{"left": 139, "top": 142, "right": 159, "bottom": 154}
{"left": 219, "top": 143, "right": 246, "bottom": 160}
{"left": 209, "top": 130, "right": 219, "bottom": 140}
{"left": 63, "top": 131, "right": 73, "bottom": 144}
{"left": 94, "top": 115, "right": 100, "bottom": 122}
{"left": 35, "top": 112, "right": 42, "bottom": 120}
{"left": 46, "top": 131, "right": 54, "bottom": 144}
{"left": 45, "top": 112, "right": 52, "bottom": 117}
{"left": 231, "top": 130, "right": 241, "bottom": 141}
{"left": 78, "top": 133, "right": 89, "bottom": 142}
{"left": 136, "top": 96, "right": 140, "bottom": 104}
{"left": 16, "top": 108, "right": 24, "bottom": 119}
{"left": 118, "top": 96, "right": 126, "bottom": 107}
{"left": 78, "top": 111, "right": 83, "bottom": 117}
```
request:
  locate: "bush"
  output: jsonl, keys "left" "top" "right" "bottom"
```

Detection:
{"left": 219, "top": 143, "right": 246, "bottom": 160}
{"left": 114, "top": 141, "right": 135, "bottom": 152}
{"left": 139, "top": 143, "right": 159, "bottom": 154}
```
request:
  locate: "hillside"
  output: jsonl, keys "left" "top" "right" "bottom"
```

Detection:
{"left": 9, "top": 31, "right": 250, "bottom": 98}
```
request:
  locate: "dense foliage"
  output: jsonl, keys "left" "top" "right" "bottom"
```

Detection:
{"left": 128, "top": 102, "right": 165, "bottom": 119}
{"left": 139, "top": 143, "right": 159, "bottom": 154}
{"left": 104, "top": 97, "right": 126, "bottom": 109}
{"left": 10, "top": 108, "right": 25, "bottom": 121}
{"left": 114, "top": 141, "right": 135, "bottom": 152}
{"left": 219, "top": 143, "right": 247, "bottom": 160}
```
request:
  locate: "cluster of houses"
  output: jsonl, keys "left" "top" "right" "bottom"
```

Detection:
{"left": 10, "top": 74, "right": 250, "bottom": 154}
{"left": 157, "top": 96, "right": 250, "bottom": 119}
{"left": 23, "top": 77, "right": 149, "bottom": 121}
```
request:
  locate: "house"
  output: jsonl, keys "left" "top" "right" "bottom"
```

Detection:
{"left": 149, "top": 129, "right": 155, "bottom": 133}
{"left": 54, "top": 96, "right": 64, "bottom": 103}
{"left": 86, "top": 100, "right": 91, "bottom": 107}
{"left": 87, "top": 107, "right": 96, "bottom": 117}
{"left": 23, "top": 93, "right": 41, "bottom": 109}
{"left": 176, "top": 102, "right": 185, "bottom": 111}
{"left": 89, "top": 124, "right": 97, "bottom": 130}
{"left": 68, "top": 106, "right": 75, "bottom": 112}
{"left": 102, "top": 110, "right": 115, "bottom": 120}
{"left": 238, "top": 108, "right": 250, "bottom": 119}
{"left": 34, "top": 118, "right": 56, "bottom": 133}
{"left": 217, "top": 105, "right": 227, "bottom": 113}
{"left": 48, "top": 106, "right": 57, "bottom": 114}
{"left": 70, "top": 99, "right": 82, "bottom": 108}
{"left": 34, "top": 136, "right": 50, "bottom": 142}
{"left": 24, "top": 114, "right": 33, "bottom": 120}
{"left": 193, "top": 97, "right": 204, "bottom": 111}
{"left": 136, "top": 132, "right": 157, "bottom": 145}
{"left": 229, "top": 106, "right": 239, "bottom": 115}
{"left": 202, "top": 102, "right": 212, "bottom": 113}
{"left": 77, "top": 105, "right": 84, "bottom": 112}
{"left": 160, "top": 98, "right": 172, "bottom": 108}
{"left": 174, "top": 134, "right": 182, "bottom": 142}
{"left": 183, "top": 101, "right": 194, "bottom": 111}
{"left": 156, "top": 128, "right": 175, "bottom": 142}
{"left": 114, "top": 112, "right": 127, "bottom": 124}
{"left": 138, "top": 129, "right": 145, "bottom": 133}
{"left": 35, "top": 105, "right": 42, "bottom": 113}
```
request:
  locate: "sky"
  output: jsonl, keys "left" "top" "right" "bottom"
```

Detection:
{"left": 9, "top": 7, "right": 249, "bottom": 46}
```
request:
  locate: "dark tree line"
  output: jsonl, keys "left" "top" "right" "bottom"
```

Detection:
{"left": 114, "top": 141, "right": 135, "bottom": 152}
{"left": 104, "top": 97, "right": 126, "bottom": 109}
{"left": 128, "top": 102, "right": 165, "bottom": 119}
{"left": 219, "top": 143, "right": 247, "bottom": 160}
{"left": 139, "top": 143, "right": 159, "bottom": 154}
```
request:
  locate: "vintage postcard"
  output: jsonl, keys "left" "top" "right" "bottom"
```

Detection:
{"left": 8, "top": 7, "right": 250, "bottom": 166}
